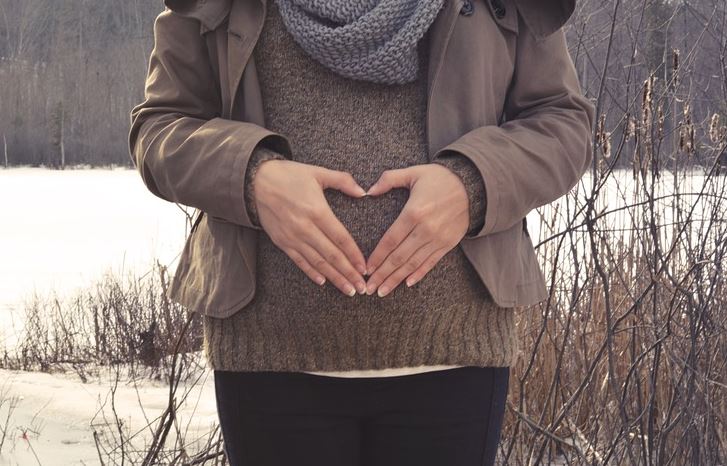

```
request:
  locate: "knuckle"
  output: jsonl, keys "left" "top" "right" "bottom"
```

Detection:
{"left": 288, "top": 252, "right": 304, "bottom": 267}
{"left": 389, "top": 252, "right": 405, "bottom": 267}
{"left": 300, "top": 205, "right": 316, "bottom": 218}
{"left": 313, "top": 257, "right": 328, "bottom": 269}
{"left": 309, "top": 207, "right": 326, "bottom": 222}
{"left": 290, "top": 216, "right": 309, "bottom": 233}
{"left": 418, "top": 221, "right": 435, "bottom": 236}
{"left": 294, "top": 227, "right": 312, "bottom": 243}
{"left": 268, "top": 233, "right": 283, "bottom": 247}
{"left": 325, "top": 250, "right": 339, "bottom": 264}
{"left": 382, "top": 234, "right": 400, "bottom": 250}
{"left": 407, "top": 207, "right": 425, "bottom": 223}
{"left": 275, "top": 235, "right": 294, "bottom": 250}
{"left": 426, "top": 220, "right": 442, "bottom": 237}
{"left": 332, "top": 232, "right": 347, "bottom": 248}
{"left": 430, "top": 251, "right": 445, "bottom": 265}
{"left": 401, "top": 260, "right": 418, "bottom": 274}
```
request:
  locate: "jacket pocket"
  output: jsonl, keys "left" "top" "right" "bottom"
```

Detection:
{"left": 165, "top": 212, "right": 257, "bottom": 318}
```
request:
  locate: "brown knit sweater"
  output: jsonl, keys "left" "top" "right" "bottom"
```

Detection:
{"left": 202, "top": 0, "right": 518, "bottom": 372}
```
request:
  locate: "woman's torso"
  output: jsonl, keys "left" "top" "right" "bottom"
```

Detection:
{"left": 200, "top": 0, "right": 516, "bottom": 374}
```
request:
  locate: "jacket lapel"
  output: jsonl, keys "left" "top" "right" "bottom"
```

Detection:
{"left": 425, "top": 0, "right": 464, "bottom": 157}
{"left": 227, "top": 0, "right": 266, "bottom": 119}
{"left": 426, "top": 0, "right": 463, "bottom": 97}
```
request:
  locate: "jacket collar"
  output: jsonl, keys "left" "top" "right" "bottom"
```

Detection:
{"left": 163, "top": 0, "right": 232, "bottom": 33}
{"left": 164, "top": 0, "right": 576, "bottom": 40}
{"left": 512, "top": 0, "right": 576, "bottom": 41}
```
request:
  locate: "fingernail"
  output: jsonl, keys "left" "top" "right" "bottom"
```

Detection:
{"left": 346, "top": 284, "right": 356, "bottom": 297}
{"left": 317, "top": 276, "right": 326, "bottom": 286}
{"left": 357, "top": 281, "right": 367, "bottom": 294}
{"left": 377, "top": 285, "right": 390, "bottom": 297}
{"left": 406, "top": 278, "right": 414, "bottom": 287}
{"left": 358, "top": 264, "right": 367, "bottom": 275}
{"left": 357, "top": 186, "right": 368, "bottom": 197}
{"left": 366, "top": 282, "right": 376, "bottom": 295}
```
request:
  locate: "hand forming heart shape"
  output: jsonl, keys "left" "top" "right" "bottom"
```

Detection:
{"left": 253, "top": 159, "right": 470, "bottom": 298}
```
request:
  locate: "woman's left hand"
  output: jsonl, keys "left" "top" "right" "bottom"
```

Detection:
{"left": 364, "top": 163, "right": 470, "bottom": 297}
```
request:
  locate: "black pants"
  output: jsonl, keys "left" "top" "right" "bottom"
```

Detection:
{"left": 214, "top": 366, "right": 510, "bottom": 466}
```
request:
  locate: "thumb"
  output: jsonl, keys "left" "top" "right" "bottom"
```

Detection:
{"left": 315, "top": 167, "right": 368, "bottom": 198}
{"left": 367, "top": 167, "right": 416, "bottom": 196}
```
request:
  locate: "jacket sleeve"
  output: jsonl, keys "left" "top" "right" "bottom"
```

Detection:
{"left": 431, "top": 18, "right": 595, "bottom": 239}
{"left": 128, "top": 8, "right": 293, "bottom": 230}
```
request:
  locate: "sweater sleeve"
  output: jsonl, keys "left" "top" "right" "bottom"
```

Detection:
{"left": 432, "top": 151, "right": 487, "bottom": 237}
{"left": 243, "top": 146, "right": 288, "bottom": 228}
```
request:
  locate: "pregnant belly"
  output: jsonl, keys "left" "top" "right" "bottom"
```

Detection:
{"left": 251, "top": 180, "right": 488, "bottom": 313}
{"left": 252, "top": 189, "right": 399, "bottom": 310}
{"left": 249, "top": 140, "right": 490, "bottom": 310}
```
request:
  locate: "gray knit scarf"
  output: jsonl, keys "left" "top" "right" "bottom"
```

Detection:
{"left": 273, "top": 0, "right": 446, "bottom": 85}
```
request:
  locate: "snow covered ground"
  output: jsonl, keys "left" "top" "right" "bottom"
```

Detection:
{"left": 0, "top": 357, "right": 218, "bottom": 466}
{"left": 0, "top": 166, "right": 188, "bottom": 352}
{"left": 0, "top": 167, "right": 216, "bottom": 465}
{"left": 1, "top": 166, "right": 719, "bottom": 464}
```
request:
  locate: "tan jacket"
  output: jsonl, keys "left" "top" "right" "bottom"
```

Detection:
{"left": 128, "top": 0, "right": 594, "bottom": 318}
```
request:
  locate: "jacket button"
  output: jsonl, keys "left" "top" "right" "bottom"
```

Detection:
{"left": 490, "top": 0, "right": 506, "bottom": 18}
{"left": 460, "top": 0, "right": 474, "bottom": 16}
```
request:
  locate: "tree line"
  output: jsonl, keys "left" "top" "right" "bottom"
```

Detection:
{"left": 0, "top": 0, "right": 725, "bottom": 169}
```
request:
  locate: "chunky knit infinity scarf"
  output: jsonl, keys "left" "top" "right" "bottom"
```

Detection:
{"left": 273, "top": 0, "right": 446, "bottom": 85}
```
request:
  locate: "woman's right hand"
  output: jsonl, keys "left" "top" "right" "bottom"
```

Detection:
{"left": 252, "top": 159, "right": 368, "bottom": 297}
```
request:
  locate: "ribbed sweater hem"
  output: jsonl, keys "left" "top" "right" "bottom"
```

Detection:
{"left": 203, "top": 300, "right": 518, "bottom": 372}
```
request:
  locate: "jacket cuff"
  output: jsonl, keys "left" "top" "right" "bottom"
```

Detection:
{"left": 243, "top": 146, "right": 288, "bottom": 228}
{"left": 432, "top": 151, "right": 487, "bottom": 237}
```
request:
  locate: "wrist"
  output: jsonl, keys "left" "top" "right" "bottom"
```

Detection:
{"left": 431, "top": 154, "right": 486, "bottom": 237}
{"left": 245, "top": 147, "right": 287, "bottom": 227}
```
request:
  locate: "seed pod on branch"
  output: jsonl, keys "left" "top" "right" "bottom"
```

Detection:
{"left": 671, "top": 48, "right": 680, "bottom": 89}
{"left": 709, "top": 113, "right": 721, "bottom": 144}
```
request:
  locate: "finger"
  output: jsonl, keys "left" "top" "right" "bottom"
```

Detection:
{"left": 366, "top": 167, "right": 417, "bottom": 196}
{"left": 316, "top": 167, "right": 368, "bottom": 198}
{"left": 283, "top": 246, "right": 326, "bottom": 286}
{"left": 302, "top": 221, "right": 367, "bottom": 295}
{"left": 365, "top": 204, "right": 421, "bottom": 275}
{"left": 374, "top": 237, "right": 438, "bottom": 298}
{"left": 314, "top": 204, "right": 367, "bottom": 275}
{"left": 405, "top": 245, "right": 451, "bottom": 289}
{"left": 297, "top": 241, "right": 360, "bottom": 296}
{"left": 365, "top": 222, "right": 430, "bottom": 295}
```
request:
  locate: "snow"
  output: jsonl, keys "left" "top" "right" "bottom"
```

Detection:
{"left": 0, "top": 166, "right": 188, "bottom": 351}
{"left": 0, "top": 165, "right": 721, "bottom": 464}
{"left": 0, "top": 358, "right": 218, "bottom": 466}
{"left": 0, "top": 167, "right": 210, "bottom": 464}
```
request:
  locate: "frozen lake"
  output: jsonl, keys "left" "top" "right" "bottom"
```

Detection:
{"left": 0, "top": 167, "right": 188, "bottom": 350}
